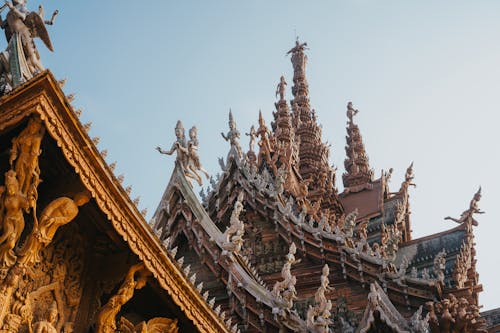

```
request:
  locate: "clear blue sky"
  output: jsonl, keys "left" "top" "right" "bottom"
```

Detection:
{"left": 28, "top": 1, "right": 500, "bottom": 310}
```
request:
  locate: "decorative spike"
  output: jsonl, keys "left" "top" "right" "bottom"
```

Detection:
{"left": 226, "top": 318, "right": 232, "bottom": 327}
{"left": 163, "top": 237, "right": 171, "bottom": 248}
{"left": 109, "top": 162, "right": 117, "bottom": 171}
{"left": 83, "top": 122, "right": 92, "bottom": 132}
{"left": 231, "top": 324, "right": 238, "bottom": 333}
{"left": 203, "top": 291, "right": 209, "bottom": 301}
{"left": 92, "top": 137, "right": 100, "bottom": 145}
{"left": 209, "top": 297, "right": 215, "bottom": 308}
{"left": 125, "top": 186, "right": 132, "bottom": 195}
{"left": 117, "top": 174, "right": 124, "bottom": 184}
{"left": 170, "top": 246, "right": 178, "bottom": 257}
{"left": 214, "top": 305, "right": 221, "bottom": 315}
{"left": 58, "top": 78, "right": 67, "bottom": 88}
{"left": 140, "top": 209, "right": 147, "bottom": 217}
{"left": 66, "top": 93, "right": 75, "bottom": 102}
{"left": 342, "top": 101, "right": 373, "bottom": 188}
{"left": 177, "top": 256, "right": 184, "bottom": 267}
{"left": 196, "top": 282, "right": 204, "bottom": 292}
{"left": 183, "top": 264, "right": 191, "bottom": 276}
{"left": 189, "top": 272, "right": 197, "bottom": 284}
{"left": 74, "top": 108, "right": 82, "bottom": 117}
{"left": 220, "top": 311, "right": 226, "bottom": 320}
{"left": 133, "top": 196, "right": 140, "bottom": 206}
{"left": 100, "top": 149, "right": 108, "bottom": 158}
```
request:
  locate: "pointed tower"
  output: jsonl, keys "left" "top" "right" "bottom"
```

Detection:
{"left": 272, "top": 75, "right": 298, "bottom": 169}
{"left": 287, "top": 40, "right": 343, "bottom": 221}
{"left": 288, "top": 43, "right": 330, "bottom": 192}
{"left": 342, "top": 102, "right": 374, "bottom": 190}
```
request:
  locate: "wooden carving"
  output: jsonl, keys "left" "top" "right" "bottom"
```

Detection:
{"left": 18, "top": 191, "right": 91, "bottom": 266}
{"left": 95, "top": 263, "right": 151, "bottom": 333}
{"left": 0, "top": 170, "right": 29, "bottom": 268}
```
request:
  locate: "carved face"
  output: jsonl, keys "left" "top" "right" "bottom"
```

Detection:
{"left": 5, "top": 171, "right": 18, "bottom": 195}
{"left": 189, "top": 127, "right": 197, "bottom": 139}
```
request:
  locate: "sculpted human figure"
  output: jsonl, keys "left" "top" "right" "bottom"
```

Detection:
{"left": 157, "top": 120, "right": 188, "bottom": 169}
{"left": 221, "top": 110, "right": 243, "bottom": 160}
{"left": 95, "top": 263, "right": 151, "bottom": 333}
{"left": 445, "top": 187, "right": 483, "bottom": 226}
{"left": 222, "top": 193, "right": 245, "bottom": 254}
{"left": 178, "top": 126, "right": 209, "bottom": 186}
{"left": 272, "top": 243, "right": 300, "bottom": 299}
{"left": 245, "top": 125, "right": 257, "bottom": 153}
{"left": 18, "top": 191, "right": 90, "bottom": 265}
{"left": 9, "top": 116, "right": 45, "bottom": 201}
{"left": 346, "top": 102, "right": 359, "bottom": 124}
{"left": 256, "top": 111, "right": 273, "bottom": 167}
{"left": 33, "top": 301, "right": 58, "bottom": 333}
{"left": 275, "top": 75, "right": 287, "bottom": 101}
{"left": 0, "top": 170, "right": 28, "bottom": 268}
{"left": 0, "top": 0, "right": 57, "bottom": 87}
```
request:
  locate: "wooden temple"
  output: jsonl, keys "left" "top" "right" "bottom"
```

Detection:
{"left": 0, "top": 27, "right": 498, "bottom": 333}
{"left": 150, "top": 40, "right": 499, "bottom": 333}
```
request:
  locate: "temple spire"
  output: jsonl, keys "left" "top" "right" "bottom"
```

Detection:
{"left": 287, "top": 40, "right": 343, "bottom": 221}
{"left": 342, "top": 102, "right": 374, "bottom": 189}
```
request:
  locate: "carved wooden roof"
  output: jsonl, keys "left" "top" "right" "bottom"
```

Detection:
{"left": 0, "top": 71, "right": 232, "bottom": 333}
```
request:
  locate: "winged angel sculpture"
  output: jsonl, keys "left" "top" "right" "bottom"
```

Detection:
{"left": 0, "top": 0, "right": 57, "bottom": 93}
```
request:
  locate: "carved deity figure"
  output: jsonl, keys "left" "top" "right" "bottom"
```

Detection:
{"left": 33, "top": 301, "right": 58, "bottom": 333}
{"left": 346, "top": 102, "right": 359, "bottom": 124}
{"left": 256, "top": 111, "right": 273, "bottom": 168}
{"left": 445, "top": 187, "right": 484, "bottom": 226}
{"left": 275, "top": 75, "right": 287, "bottom": 101}
{"left": 245, "top": 125, "right": 257, "bottom": 153}
{"left": 272, "top": 243, "right": 300, "bottom": 304}
{"left": 287, "top": 39, "right": 308, "bottom": 77}
{"left": 433, "top": 250, "right": 446, "bottom": 283}
{"left": 0, "top": 170, "right": 28, "bottom": 268}
{"left": 178, "top": 126, "right": 209, "bottom": 186}
{"left": 306, "top": 264, "right": 333, "bottom": 332}
{"left": 221, "top": 110, "right": 243, "bottom": 160}
{"left": 95, "top": 263, "right": 151, "bottom": 333}
{"left": 157, "top": 120, "right": 188, "bottom": 168}
{"left": 0, "top": 0, "right": 57, "bottom": 89}
{"left": 9, "top": 116, "right": 45, "bottom": 204}
{"left": 342, "top": 209, "right": 358, "bottom": 247}
{"left": 18, "top": 191, "right": 90, "bottom": 265}
{"left": 222, "top": 192, "right": 245, "bottom": 254}
{"left": 399, "top": 162, "right": 416, "bottom": 195}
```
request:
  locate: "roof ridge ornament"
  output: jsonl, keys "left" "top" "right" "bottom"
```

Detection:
{"left": 221, "top": 109, "right": 244, "bottom": 163}
{"left": 342, "top": 102, "right": 374, "bottom": 191}
{"left": 444, "top": 187, "right": 484, "bottom": 226}
{"left": 0, "top": 1, "right": 58, "bottom": 93}
{"left": 156, "top": 121, "right": 209, "bottom": 186}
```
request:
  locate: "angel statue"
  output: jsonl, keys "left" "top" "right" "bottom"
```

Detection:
{"left": 0, "top": 0, "right": 58, "bottom": 91}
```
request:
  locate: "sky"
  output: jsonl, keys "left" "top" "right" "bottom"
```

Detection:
{"left": 23, "top": 1, "right": 500, "bottom": 310}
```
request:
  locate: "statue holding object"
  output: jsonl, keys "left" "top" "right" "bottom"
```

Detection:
{"left": 0, "top": 0, "right": 58, "bottom": 91}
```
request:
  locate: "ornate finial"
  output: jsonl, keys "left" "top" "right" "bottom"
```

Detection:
{"left": 0, "top": 1, "right": 58, "bottom": 91}
{"left": 272, "top": 243, "right": 300, "bottom": 312}
{"left": 306, "top": 264, "right": 333, "bottom": 330}
{"left": 109, "top": 162, "right": 116, "bottom": 171}
{"left": 66, "top": 93, "right": 75, "bottom": 102}
{"left": 342, "top": 102, "right": 373, "bottom": 190}
{"left": 92, "top": 137, "right": 100, "bottom": 145}
{"left": 221, "top": 192, "right": 245, "bottom": 254}
{"left": 221, "top": 110, "right": 244, "bottom": 161}
{"left": 100, "top": 149, "right": 108, "bottom": 158}
{"left": 445, "top": 186, "right": 484, "bottom": 226}
{"left": 74, "top": 108, "right": 83, "bottom": 117}
{"left": 157, "top": 120, "right": 188, "bottom": 165}
{"left": 83, "top": 122, "right": 92, "bottom": 132}
{"left": 58, "top": 78, "right": 67, "bottom": 88}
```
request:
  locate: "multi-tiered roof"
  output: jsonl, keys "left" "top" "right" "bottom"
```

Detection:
{"left": 152, "top": 41, "right": 497, "bottom": 332}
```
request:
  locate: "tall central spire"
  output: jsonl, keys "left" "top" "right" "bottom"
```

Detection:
{"left": 287, "top": 40, "right": 343, "bottom": 221}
